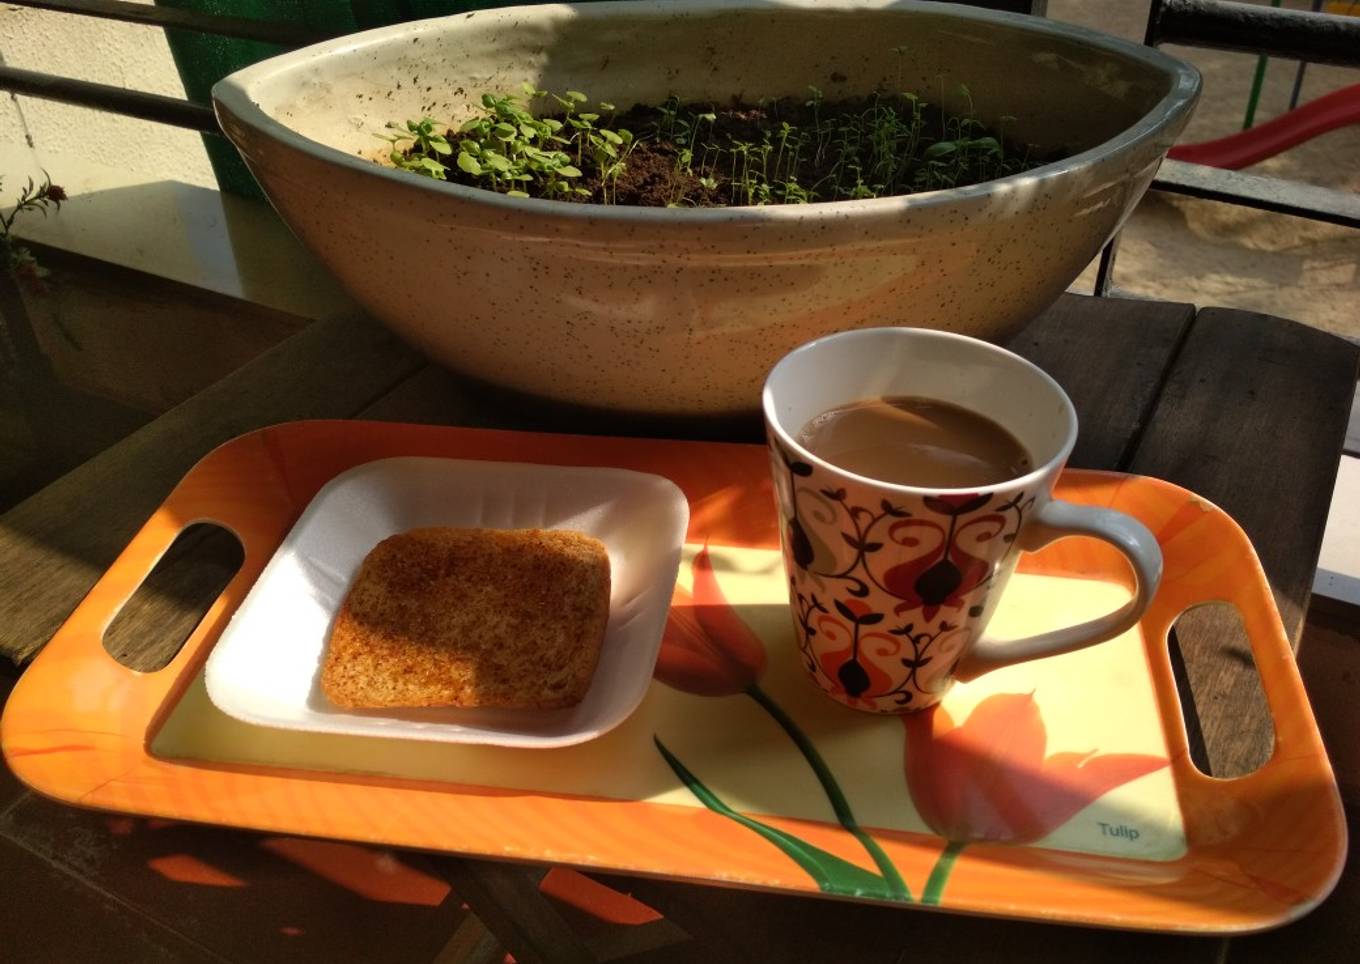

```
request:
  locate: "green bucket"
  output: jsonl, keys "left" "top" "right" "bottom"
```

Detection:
{"left": 156, "top": 2, "right": 609, "bottom": 198}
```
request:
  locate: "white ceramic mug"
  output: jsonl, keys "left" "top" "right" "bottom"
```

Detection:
{"left": 762, "top": 328, "right": 1163, "bottom": 713}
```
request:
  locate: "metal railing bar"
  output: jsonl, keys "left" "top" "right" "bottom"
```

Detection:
{"left": 6, "top": 0, "right": 337, "bottom": 47}
{"left": 1151, "top": 159, "right": 1360, "bottom": 230}
{"left": 0, "top": 65, "right": 219, "bottom": 133}
{"left": 1148, "top": 0, "right": 1360, "bottom": 68}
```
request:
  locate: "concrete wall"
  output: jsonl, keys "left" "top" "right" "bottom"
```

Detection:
{"left": 0, "top": 1, "right": 215, "bottom": 188}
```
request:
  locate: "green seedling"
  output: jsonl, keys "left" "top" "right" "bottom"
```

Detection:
{"left": 380, "top": 58, "right": 1041, "bottom": 205}
{"left": 378, "top": 117, "right": 453, "bottom": 179}
{"left": 2, "top": 173, "right": 66, "bottom": 290}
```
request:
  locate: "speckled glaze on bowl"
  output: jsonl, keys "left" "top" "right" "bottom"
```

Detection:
{"left": 213, "top": 0, "right": 1199, "bottom": 415}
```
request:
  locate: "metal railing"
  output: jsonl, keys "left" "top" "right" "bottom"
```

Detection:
{"left": 0, "top": 0, "right": 341, "bottom": 132}
{"left": 14, "top": 0, "right": 332, "bottom": 45}
{"left": 1095, "top": 0, "right": 1360, "bottom": 294}
{"left": 0, "top": 1, "right": 1043, "bottom": 136}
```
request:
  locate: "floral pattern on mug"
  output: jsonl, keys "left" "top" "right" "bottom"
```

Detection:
{"left": 772, "top": 441, "right": 1035, "bottom": 712}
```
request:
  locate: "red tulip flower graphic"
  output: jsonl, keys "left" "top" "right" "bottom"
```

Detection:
{"left": 903, "top": 692, "right": 1168, "bottom": 903}
{"left": 652, "top": 544, "right": 909, "bottom": 900}
{"left": 654, "top": 544, "right": 766, "bottom": 696}
{"left": 879, "top": 495, "right": 1003, "bottom": 622}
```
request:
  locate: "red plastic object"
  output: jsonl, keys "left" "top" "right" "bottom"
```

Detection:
{"left": 1168, "top": 82, "right": 1360, "bottom": 169}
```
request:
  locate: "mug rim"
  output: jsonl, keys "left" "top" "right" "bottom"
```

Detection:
{"left": 762, "top": 327, "right": 1079, "bottom": 497}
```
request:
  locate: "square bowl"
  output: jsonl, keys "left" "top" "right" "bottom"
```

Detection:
{"left": 203, "top": 456, "right": 689, "bottom": 748}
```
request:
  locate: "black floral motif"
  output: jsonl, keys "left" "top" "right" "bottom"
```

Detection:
{"left": 788, "top": 517, "right": 816, "bottom": 570}
{"left": 793, "top": 590, "right": 829, "bottom": 677}
{"left": 834, "top": 598, "right": 884, "bottom": 626}
{"left": 996, "top": 492, "right": 1035, "bottom": 544}
{"left": 775, "top": 444, "right": 819, "bottom": 570}
{"left": 773, "top": 442, "right": 1027, "bottom": 709}
{"left": 923, "top": 493, "right": 992, "bottom": 516}
{"left": 914, "top": 558, "right": 964, "bottom": 608}
{"left": 838, "top": 658, "right": 872, "bottom": 698}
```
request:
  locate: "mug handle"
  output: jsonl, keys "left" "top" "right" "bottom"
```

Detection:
{"left": 957, "top": 500, "right": 1163, "bottom": 678}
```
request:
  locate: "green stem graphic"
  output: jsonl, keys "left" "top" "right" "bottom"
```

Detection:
{"left": 745, "top": 683, "right": 911, "bottom": 901}
{"left": 653, "top": 736, "right": 899, "bottom": 899}
{"left": 922, "top": 840, "right": 967, "bottom": 906}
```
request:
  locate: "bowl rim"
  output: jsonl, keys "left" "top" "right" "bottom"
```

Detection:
{"left": 212, "top": 0, "right": 1201, "bottom": 224}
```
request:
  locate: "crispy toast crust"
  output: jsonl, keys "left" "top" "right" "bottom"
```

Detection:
{"left": 321, "top": 527, "right": 610, "bottom": 710}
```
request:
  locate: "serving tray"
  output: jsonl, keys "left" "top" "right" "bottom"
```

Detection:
{"left": 1, "top": 420, "right": 1345, "bottom": 933}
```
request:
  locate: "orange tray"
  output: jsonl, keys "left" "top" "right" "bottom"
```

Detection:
{"left": 1, "top": 420, "right": 1345, "bottom": 934}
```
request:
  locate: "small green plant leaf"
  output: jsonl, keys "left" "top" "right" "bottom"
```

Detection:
{"left": 416, "top": 157, "right": 447, "bottom": 178}
{"left": 382, "top": 71, "right": 1034, "bottom": 206}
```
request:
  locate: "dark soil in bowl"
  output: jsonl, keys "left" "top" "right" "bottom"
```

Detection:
{"left": 398, "top": 92, "right": 1069, "bottom": 207}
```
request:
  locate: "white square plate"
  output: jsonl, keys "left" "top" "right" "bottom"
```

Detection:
{"left": 203, "top": 456, "right": 689, "bottom": 748}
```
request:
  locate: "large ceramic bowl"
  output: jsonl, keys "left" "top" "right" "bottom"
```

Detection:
{"left": 214, "top": 0, "right": 1199, "bottom": 415}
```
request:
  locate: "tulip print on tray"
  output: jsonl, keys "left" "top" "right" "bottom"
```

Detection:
{"left": 903, "top": 693, "right": 1168, "bottom": 903}
{"left": 654, "top": 543, "right": 911, "bottom": 900}
{"left": 652, "top": 544, "right": 1170, "bottom": 906}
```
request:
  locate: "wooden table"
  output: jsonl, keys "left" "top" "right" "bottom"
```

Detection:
{"left": 1, "top": 294, "right": 1357, "bottom": 963}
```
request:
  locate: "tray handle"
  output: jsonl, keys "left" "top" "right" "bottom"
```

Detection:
{"left": 1180, "top": 581, "right": 1318, "bottom": 782}
{"left": 1154, "top": 555, "right": 1348, "bottom": 907}
{"left": 1146, "top": 502, "right": 1342, "bottom": 811}
{"left": 46, "top": 435, "right": 293, "bottom": 679}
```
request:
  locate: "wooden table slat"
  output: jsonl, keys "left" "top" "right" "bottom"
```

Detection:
{"left": 436, "top": 862, "right": 595, "bottom": 964}
{"left": 1130, "top": 306, "right": 1359, "bottom": 639}
{"left": 1004, "top": 294, "right": 1196, "bottom": 471}
{"left": 1225, "top": 600, "right": 1360, "bottom": 964}
{"left": 1128, "top": 307, "right": 1360, "bottom": 777}
{"left": 102, "top": 523, "right": 246, "bottom": 673}
{"left": 0, "top": 312, "right": 422, "bottom": 665}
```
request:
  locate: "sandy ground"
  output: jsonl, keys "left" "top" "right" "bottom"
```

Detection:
{"left": 1049, "top": 0, "right": 1359, "bottom": 337}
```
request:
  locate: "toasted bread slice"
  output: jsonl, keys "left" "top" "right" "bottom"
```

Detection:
{"left": 321, "top": 527, "right": 610, "bottom": 710}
